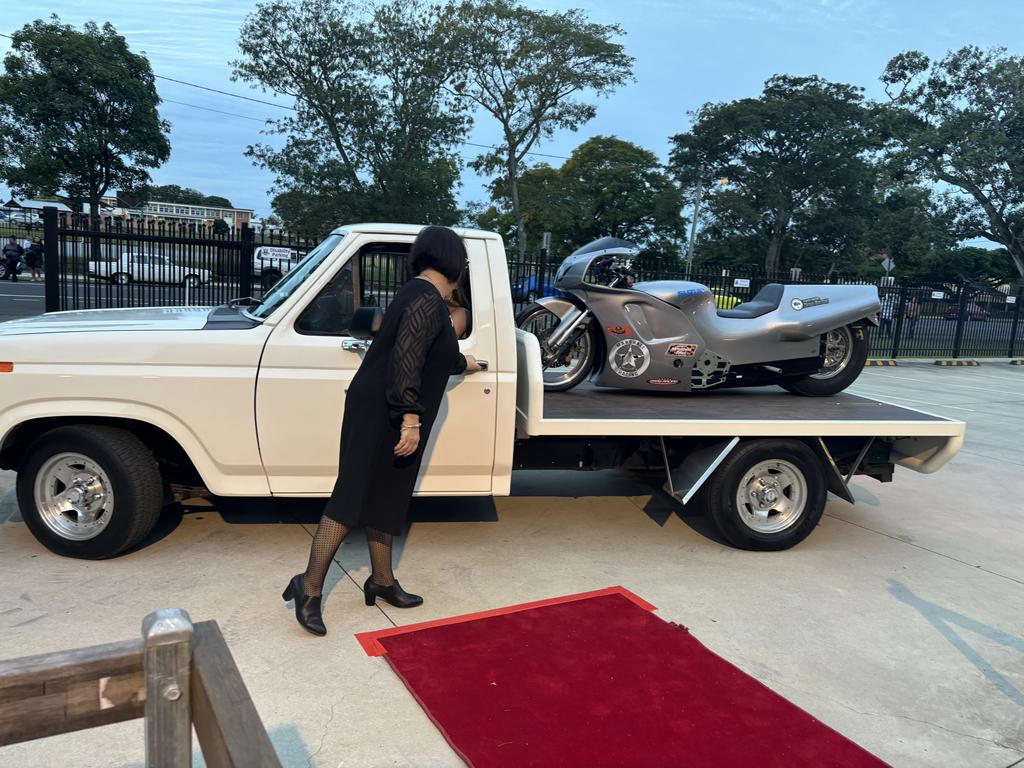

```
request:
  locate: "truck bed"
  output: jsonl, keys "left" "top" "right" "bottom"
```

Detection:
{"left": 514, "top": 331, "right": 965, "bottom": 472}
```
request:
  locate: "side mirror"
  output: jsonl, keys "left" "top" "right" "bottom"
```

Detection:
{"left": 349, "top": 306, "right": 383, "bottom": 340}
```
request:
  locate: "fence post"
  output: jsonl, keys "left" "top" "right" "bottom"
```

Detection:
{"left": 951, "top": 281, "right": 969, "bottom": 359}
{"left": 1009, "top": 286, "right": 1023, "bottom": 358}
{"left": 239, "top": 223, "right": 254, "bottom": 299}
{"left": 142, "top": 609, "right": 193, "bottom": 768}
{"left": 43, "top": 206, "right": 59, "bottom": 313}
{"left": 891, "top": 280, "right": 907, "bottom": 359}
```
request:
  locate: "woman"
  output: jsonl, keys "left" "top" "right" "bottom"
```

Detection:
{"left": 25, "top": 238, "right": 43, "bottom": 282}
{"left": 447, "top": 287, "right": 470, "bottom": 339}
{"left": 284, "top": 226, "right": 481, "bottom": 636}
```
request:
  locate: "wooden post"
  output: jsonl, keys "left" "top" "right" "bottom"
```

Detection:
{"left": 142, "top": 609, "right": 194, "bottom": 768}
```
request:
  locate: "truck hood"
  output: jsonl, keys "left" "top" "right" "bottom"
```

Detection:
{"left": 0, "top": 306, "right": 215, "bottom": 336}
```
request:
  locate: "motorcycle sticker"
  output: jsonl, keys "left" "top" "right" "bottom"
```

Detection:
{"left": 605, "top": 324, "right": 632, "bottom": 336}
{"left": 647, "top": 378, "right": 680, "bottom": 386}
{"left": 609, "top": 338, "right": 650, "bottom": 378}
{"left": 666, "top": 343, "right": 698, "bottom": 357}
{"left": 791, "top": 296, "right": 829, "bottom": 311}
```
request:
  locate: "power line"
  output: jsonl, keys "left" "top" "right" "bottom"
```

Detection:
{"left": 1, "top": 30, "right": 571, "bottom": 161}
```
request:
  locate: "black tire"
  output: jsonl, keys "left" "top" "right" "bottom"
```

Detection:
{"left": 704, "top": 439, "right": 827, "bottom": 551}
{"left": 781, "top": 323, "right": 869, "bottom": 397}
{"left": 182, "top": 274, "right": 201, "bottom": 289}
{"left": 111, "top": 272, "right": 132, "bottom": 286}
{"left": 516, "top": 302, "right": 597, "bottom": 392}
{"left": 16, "top": 426, "right": 164, "bottom": 559}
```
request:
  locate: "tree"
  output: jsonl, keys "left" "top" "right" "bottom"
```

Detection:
{"left": 232, "top": 0, "right": 469, "bottom": 233}
{"left": 130, "top": 184, "right": 234, "bottom": 208}
{"left": 450, "top": 0, "right": 634, "bottom": 258}
{"left": 480, "top": 136, "right": 684, "bottom": 258}
{"left": 882, "top": 46, "right": 1024, "bottom": 279}
{"left": 669, "top": 75, "right": 878, "bottom": 272}
{"left": 211, "top": 219, "right": 231, "bottom": 236}
{"left": 0, "top": 17, "right": 170, "bottom": 223}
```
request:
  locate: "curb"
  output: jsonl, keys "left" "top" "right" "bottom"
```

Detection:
{"left": 865, "top": 360, "right": 897, "bottom": 367}
{"left": 934, "top": 360, "right": 980, "bottom": 367}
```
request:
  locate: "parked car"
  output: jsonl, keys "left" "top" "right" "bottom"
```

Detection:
{"left": 943, "top": 303, "right": 988, "bottom": 322}
{"left": 712, "top": 290, "right": 741, "bottom": 310}
{"left": 87, "top": 253, "right": 211, "bottom": 287}
{"left": 512, "top": 274, "right": 557, "bottom": 302}
{"left": 0, "top": 260, "right": 25, "bottom": 280}
{"left": 255, "top": 246, "right": 300, "bottom": 291}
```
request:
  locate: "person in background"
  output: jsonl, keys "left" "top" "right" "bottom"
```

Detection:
{"left": 25, "top": 238, "right": 44, "bottom": 282}
{"left": 447, "top": 286, "right": 470, "bottom": 339}
{"left": 904, "top": 296, "right": 920, "bottom": 340}
{"left": 2, "top": 237, "right": 24, "bottom": 282}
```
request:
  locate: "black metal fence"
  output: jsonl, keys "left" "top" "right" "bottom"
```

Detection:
{"left": 35, "top": 207, "right": 1024, "bottom": 359}
{"left": 40, "top": 206, "right": 319, "bottom": 313}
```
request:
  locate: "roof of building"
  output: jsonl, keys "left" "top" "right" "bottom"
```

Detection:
{"left": 3, "top": 198, "right": 73, "bottom": 212}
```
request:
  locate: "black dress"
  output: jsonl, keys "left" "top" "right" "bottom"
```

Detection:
{"left": 322, "top": 278, "right": 467, "bottom": 534}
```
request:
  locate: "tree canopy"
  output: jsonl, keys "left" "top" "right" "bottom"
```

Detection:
{"left": 450, "top": 0, "right": 634, "bottom": 258}
{"left": 669, "top": 75, "right": 879, "bottom": 273}
{"left": 882, "top": 45, "right": 1024, "bottom": 279}
{"left": 477, "top": 136, "right": 684, "bottom": 258}
{"left": 233, "top": 0, "right": 468, "bottom": 234}
{"left": 132, "top": 184, "right": 234, "bottom": 208}
{"left": 0, "top": 17, "right": 170, "bottom": 221}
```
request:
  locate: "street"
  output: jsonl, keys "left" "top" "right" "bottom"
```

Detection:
{"left": 0, "top": 364, "right": 1021, "bottom": 767}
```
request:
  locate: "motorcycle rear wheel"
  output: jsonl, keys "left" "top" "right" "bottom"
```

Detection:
{"left": 516, "top": 303, "right": 597, "bottom": 392}
{"left": 781, "top": 324, "right": 868, "bottom": 396}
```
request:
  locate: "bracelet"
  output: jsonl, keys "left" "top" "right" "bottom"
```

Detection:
{"left": 400, "top": 423, "right": 421, "bottom": 431}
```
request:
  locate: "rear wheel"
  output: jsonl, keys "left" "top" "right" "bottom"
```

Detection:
{"left": 781, "top": 324, "right": 868, "bottom": 396}
{"left": 16, "top": 426, "right": 164, "bottom": 559}
{"left": 704, "top": 439, "right": 827, "bottom": 551}
{"left": 111, "top": 272, "right": 132, "bottom": 286}
{"left": 182, "top": 274, "right": 201, "bottom": 289}
{"left": 516, "top": 302, "right": 597, "bottom": 391}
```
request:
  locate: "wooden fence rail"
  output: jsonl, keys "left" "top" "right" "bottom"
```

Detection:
{"left": 0, "top": 609, "right": 281, "bottom": 768}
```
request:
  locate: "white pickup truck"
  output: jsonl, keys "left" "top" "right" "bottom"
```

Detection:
{"left": 0, "top": 223, "right": 965, "bottom": 559}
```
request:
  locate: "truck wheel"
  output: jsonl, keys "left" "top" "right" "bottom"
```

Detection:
{"left": 111, "top": 272, "right": 132, "bottom": 286}
{"left": 182, "top": 274, "right": 201, "bottom": 289}
{"left": 781, "top": 324, "right": 869, "bottom": 396}
{"left": 704, "top": 440, "right": 826, "bottom": 551}
{"left": 16, "top": 426, "right": 164, "bottom": 559}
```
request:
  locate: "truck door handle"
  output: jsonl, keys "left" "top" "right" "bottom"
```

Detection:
{"left": 342, "top": 339, "right": 371, "bottom": 352}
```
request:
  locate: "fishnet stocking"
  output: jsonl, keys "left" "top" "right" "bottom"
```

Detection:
{"left": 366, "top": 527, "right": 395, "bottom": 587}
{"left": 302, "top": 516, "right": 351, "bottom": 597}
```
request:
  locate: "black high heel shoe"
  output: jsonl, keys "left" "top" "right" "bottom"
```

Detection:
{"left": 282, "top": 574, "right": 327, "bottom": 636}
{"left": 364, "top": 577, "right": 423, "bottom": 608}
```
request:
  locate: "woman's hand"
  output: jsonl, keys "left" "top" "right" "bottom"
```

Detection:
{"left": 463, "top": 354, "right": 482, "bottom": 373}
{"left": 395, "top": 417, "right": 421, "bottom": 458}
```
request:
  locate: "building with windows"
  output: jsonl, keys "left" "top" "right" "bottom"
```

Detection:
{"left": 97, "top": 194, "right": 254, "bottom": 230}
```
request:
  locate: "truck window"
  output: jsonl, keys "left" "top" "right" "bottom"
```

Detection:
{"left": 295, "top": 260, "right": 356, "bottom": 336}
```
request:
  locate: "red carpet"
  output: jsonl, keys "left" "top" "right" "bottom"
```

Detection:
{"left": 357, "top": 587, "right": 887, "bottom": 768}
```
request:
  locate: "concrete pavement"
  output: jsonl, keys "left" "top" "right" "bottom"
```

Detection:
{"left": 0, "top": 365, "right": 1021, "bottom": 767}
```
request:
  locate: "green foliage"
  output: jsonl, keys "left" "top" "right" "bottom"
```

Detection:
{"left": 450, "top": 0, "right": 634, "bottom": 257}
{"left": 232, "top": 0, "right": 468, "bottom": 234}
{"left": 0, "top": 16, "right": 170, "bottom": 218}
{"left": 132, "top": 183, "right": 234, "bottom": 208}
{"left": 211, "top": 218, "right": 231, "bottom": 235}
{"left": 669, "top": 75, "right": 879, "bottom": 273}
{"left": 478, "top": 136, "right": 684, "bottom": 258}
{"left": 881, "top": 45, "right": 1024, "bottom": 278}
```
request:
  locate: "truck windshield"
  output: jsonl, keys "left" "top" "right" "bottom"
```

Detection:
{"left": 246, "top": 233, "right": 347, "bottom": 320}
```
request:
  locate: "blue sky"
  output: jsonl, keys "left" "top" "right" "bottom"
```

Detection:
{"left": 2, "top": 0, "right": 1022, "bottom": 218}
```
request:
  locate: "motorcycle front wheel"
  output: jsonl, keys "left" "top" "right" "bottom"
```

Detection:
{"left": 516, "top": 303, "right": 598, "bottom": 392}
{"left": 781, "top": 323, "right": 869, "bottom": 396}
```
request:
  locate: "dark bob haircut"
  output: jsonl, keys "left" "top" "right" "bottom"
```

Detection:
{"left": 410, "top": 225, "right": 466, "bottom": 283}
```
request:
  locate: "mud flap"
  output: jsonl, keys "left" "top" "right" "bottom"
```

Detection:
{"left": 810, "top": 437, "right": 873, "bottom": 504}
{"left": 661, "top": 437, "right": 740, "bottom": 505}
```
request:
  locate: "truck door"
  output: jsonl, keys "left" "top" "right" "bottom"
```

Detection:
{"left": 254, "top": 234, "right": 498, "bottom": 496}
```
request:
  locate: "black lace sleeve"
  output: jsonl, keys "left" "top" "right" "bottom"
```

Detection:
{"left": 386, "top": 291, "right": 445, "bottom": 425}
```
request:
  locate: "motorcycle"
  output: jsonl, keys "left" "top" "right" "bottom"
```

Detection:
{"left": 516, "top": 237, "right": 881, "bottom": 396}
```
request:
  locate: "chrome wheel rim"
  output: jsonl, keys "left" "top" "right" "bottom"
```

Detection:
{"left": 114, "top": 273, "right": 129, "bottom": 285}
{"left": 812, "top": 326, "right": 853, "bottom": 380}
{"left": 34, "top": 453, "right": 115, "bottom": 541}
{"left": 736, "top": 460, "right": 807, "bottom": 534}
{"left": 521, "top": 309, "right": 591, "bottom": 386}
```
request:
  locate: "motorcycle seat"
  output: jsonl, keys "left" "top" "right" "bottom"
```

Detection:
{"left": 717, "top": 283, "right": 784, "bottom": 318}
